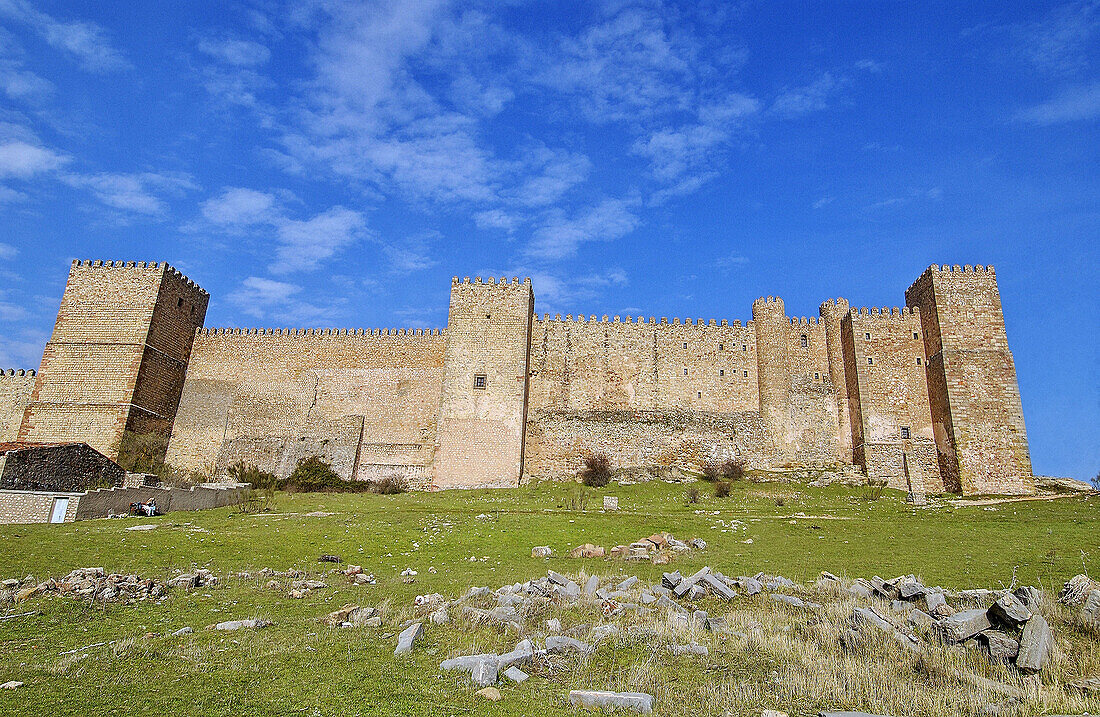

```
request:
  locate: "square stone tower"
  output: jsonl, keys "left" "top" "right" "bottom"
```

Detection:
{"left": 18, "top": 260, "right": 208, "bottom": 459}
{"left": 905, "top": 265, "right": 1032, "bottom": 494}
{"left": 434, "top": 277, "right": 533, "bottom": 488}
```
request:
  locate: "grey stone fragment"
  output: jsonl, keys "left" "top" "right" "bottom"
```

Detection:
{"left": 656, "top": 593, "right": 688, "bottom": 614}
{"left": 771, "top": 593, "right": 805, "bottom": 608}
{"left": 924, "top": 591, "right": 946, "bottom": 615}
{"left": 171, "top": 627, "right": 193, "bottom": 636}
{"left": 617, "top": 576, "right": 638, "bottom": 591}
{"left": 639, "top": 592, "right": 657, "bottom": 605}
{"left": 937, "top": 609, "right": 992, "bottom": 643}
{"left": 441, "top": 653, "right": 497, "bottom": 672}
{"left": 702, "top": 573, "right": 738, "bottom": 600}
{"left": 1014, "top": 585, "right": 1041, "bottom": 607}
{"left": 848, "top": 581, "right": 872, "bottom": 599}
{"left": 685, "top": 584, "right": 706, "bottom": 600}
{"left": 498, "top": 639, "right": 534, "bottom": 668}
{"left": 737, "top": 576, "right": 763, "bottom": 595}
{"left": 471, "top": 658, "right": 498, "bottom": 687}
{"left": 503, "top": 666, "right": 528, "bottom": 683}
{"left": 545, "top": 635, "right": 589, "bottom": 653}
{"left": 1015, "top": 614, "right": 1053, "bottom": 672}
{"left": 568, "top": 690, "right": 654, "bottom": 713}
{"left": 988, "top": 593, "right": 1031, "bottom": 627}
{"left": 394, "top": 622, "right": 424, "bottom": 655}
{"left": 584, "top": 575, "right": 599, "bottom": 595}
{"left": 215, "top": 618, "right": 269, "bottom": 631}
{"left": 547, "top": 571, "right": 568, "bottom": 586}
{"left": 590, "top": 624, "right": 620, "bottom": 642}
{"left": 661, "top": 571, "right": 682, "bottom": 589}
{"left": 1082, "top": 589, "right": 1100, "bottom": 627}
{"left": 595, "top": 587, "right": 612, "bottom": 600}
{"left": 898, "top": 580, "right": 926, "bottom": 600}
{"left": 980, "top": 630, "right": 1020, "bottom": 661}
{"left": 673, "top": 567, "right": 711, "bottom": 598}
{"left": 546, "top": 618, "right": 561, "bottom": 632}
{"left": 907, "top": 609, "right": 933, "bottom": 629}
{"left": 705, "top": 616, "right": 728, "bottom": 633}
{"left": 465, "top": 586, "right": 491, "bottom": 600}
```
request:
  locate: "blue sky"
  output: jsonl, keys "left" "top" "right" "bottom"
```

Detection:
{"left": 0, "top": 1, "right": 1096, "bottom": 478}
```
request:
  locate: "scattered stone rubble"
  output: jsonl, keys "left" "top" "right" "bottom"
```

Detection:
{"left": 550, "top": 532, "right": 708, "bottom": 565}
{"left": 0, "top": 568, "right": 218, "bottom": 605}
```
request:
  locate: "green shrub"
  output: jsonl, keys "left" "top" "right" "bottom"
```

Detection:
{"left": 714, "top": 480, "right": 731, "bottom": 498}
{"left": 115, "top": 430, "right": 169, "bottom": 475}
{"left": 579, "top": 452, "right": 612, "bottom": 488}
{"left": 685, "top": 486, "right": 700, "bottom": 504}
{"left": 227, "top": 461, "right": 277, "bottom": 490}
{"left": 721, "top": 460, "right": 746, "bottom": 482}
{"left": 285, "top": 456, "right": 344, "bottom": 491}
{"left": 701, "top": 460, "right": 722, "bottom": 482}
{"left": 370, "top": 475, "right": 408, "bottom": 495}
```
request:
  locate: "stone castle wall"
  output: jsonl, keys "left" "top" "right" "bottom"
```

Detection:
{"left": 13, "top": 261, "right": 1035, "bottom": 495}
{"left": 0, "top": 370, "right": 36, "bottom": 442}
{"left": 165, "top": 327, "right": 446, "bottom": 486}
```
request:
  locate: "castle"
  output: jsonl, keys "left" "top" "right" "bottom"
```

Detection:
{"left": 1, "top": 259, "right": 1034, "bottom": 495}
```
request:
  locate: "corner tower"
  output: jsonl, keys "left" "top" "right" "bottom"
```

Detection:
{"left": 19, "top": 260, "right": 208, "bottom": 459}
{"left": 905, "top": 265, "right": 1032, "bottom": 494}
{"left": 819, "top": 298, "right": 853, "bottom": 463}
{"left": 434, "top": 277, "right": 534, "bottom": 488}
{"left": 752, "top": 296, "right": 792, "bottom": 458}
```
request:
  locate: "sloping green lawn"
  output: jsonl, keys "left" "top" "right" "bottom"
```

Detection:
{"left": 0, "top": 479, "right": 1096, "bottom": 716}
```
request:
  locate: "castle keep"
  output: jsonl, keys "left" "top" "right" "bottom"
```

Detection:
{"left": 4, "top": 260, "right": 1034, "bottom": 495}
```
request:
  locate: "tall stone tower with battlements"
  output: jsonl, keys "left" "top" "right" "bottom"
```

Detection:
{"left": 18, "top": 260, "right": 208, "bottom": 459}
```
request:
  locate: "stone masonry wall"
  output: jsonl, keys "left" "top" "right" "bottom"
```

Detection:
{"left": 0, "top": 443, "right": 125, "bottom": 492}
{"left": 905, "top": 265, "right": 1033, "bottom": 494}
{"left": 0, "top": 370, "right": 36, "bottom": 442}
{"left": 0, "top": 490, "right": 81, "bottom": 524}
{"left": 166, "top": 328, "right": 445, "bottom": 485}
{"left": 842, "top": 307, "right": 943, "bottom": 492}
{"left": 435, "top": 278, "right": 534, "bottom": 488}
{"left": 18, "top": 260, "right": 207, "bottom": 458}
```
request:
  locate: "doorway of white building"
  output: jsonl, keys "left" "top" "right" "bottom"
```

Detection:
{"left": 49, "top": 497, "right": 69, "bottom": 523}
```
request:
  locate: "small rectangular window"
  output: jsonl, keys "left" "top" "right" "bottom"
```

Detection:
{"left": 800, "top": 334, "right": 808, "bottom": 347}
{"left": 718, "top": 343, "right": 723, "bottom": 350}
{"left": 913, "top": 332, "right": 919, "bottom": 340}
{"left": 865, "top": 332, "right": 871, "bottom": 340}
{"left": 683, "top": 368, "right": 688, "bottom": 376}
{"left": 719, "top": 369, "right": 724, "bottom": 376}
{"left": 682, "top": 342, "right": 688, "bottom": 349}
{"left": 177, "top": 297, "right": 184, "bottom": 308}
{"left": 900, "top": 426, "right": 910, "bottom": 439}
{"left": 742, "top": 344, "right": 747, "bottom": 351}
{"left": 473, "top": 374, "right": 487, "bottom": 389}
{"left": 697, "top": 391, "right": 701, "bottom": 399}
{"left": 867, "top": 357, "right": 873, "bottom": 365}
{"left": 743, "top": 370, "right": 748, "bottom": 377}
{"left": 814, "top": 373, "right": 820, "bottom": 380}
{"left": 916, "top": 357, "right": 922, "bottom": 365}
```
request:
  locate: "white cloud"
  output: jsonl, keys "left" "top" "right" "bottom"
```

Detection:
{"left": 1016, "top": 1, "right": 1099, "bottom": 75}
{"left": 0, "top": 241, "right": 16, "bottom": 258}
{"left": 1015, "top": 82, "right": 1100, "bottom": 124}
{"left": 513, "top": 150, "right": 591, "bottom": 207}
{"left": 527, "top": 198, "right": 640, "bottom": 261}
{"left": 0, "top": 0, "right": 129, "bottom": 72}
{"left": 812, "top": 196, "right": 835, "bottom": 209}
{"left": 0, "top": 140, "right": 67, "bottom": 178}
{"left": 197, "top": 37, "right": 271, "bottom": 66}
{"left": 201, "top": 187, "right": 279, "bottom": 226}
{"left": 271, "top": 206, "right": 366, "bottom": 274}
{"left": 0, "top": 67, "right": 53, "bottom": 102}
{"left": 63, "top": 171, "right": 197, "bottom": 215}
{"left": 771, "top": 73, "right": 842, "bottom": 116}
{"left": 474, "top": 208, "right": 521, "bottom": 233}
{"left": 228, "top": 276, "right": 343, "bottom": 324}
{"left": 524, "top": 268, "right": 629, "bottom": 313}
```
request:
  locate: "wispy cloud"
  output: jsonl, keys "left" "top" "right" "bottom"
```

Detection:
{"left": 812, "top": 196, "right": 835, "bottom": 209}
{"left": 1015, "top": 82, "right": 1100, "bottom": 124}
{"left": 201, "top": 186, "right": 279, "bottom": 226}
{"left": 1016, "top": 0, "right": 1099, "bottom": 75}
{"left": 63, "top": 171, "right": 197, "bottom": 216}
{"left": 771, "top": 72, "right": 842, "bottom": 116}
{"left": 0, "top": 139, "right": 68, "bottom": 177}
{"left": 228, "top": 276, "right": 342, "bottom": 324}
{"left": 197, "top": 37, "right": 270, "bottom": 66}
{"left": 0, "top": 241, "right": 16, "bottom": 259}
{"left": 0, "top": 0, "right": 129, "bottom": 72}
{"left": 527, "top": 197, "right": 640, "bottom": 261}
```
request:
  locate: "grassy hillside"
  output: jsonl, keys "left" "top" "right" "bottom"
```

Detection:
{"left": 0, "top": 478, "right": 1097, "bottom": 716}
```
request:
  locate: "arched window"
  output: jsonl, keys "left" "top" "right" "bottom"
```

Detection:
{"left": 800, "top": 334, "right": 808, "bottom": 347}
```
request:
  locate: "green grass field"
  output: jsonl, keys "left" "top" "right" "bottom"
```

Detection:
{"left": 1, "top": 478, "right": 1097, "bottom": 716}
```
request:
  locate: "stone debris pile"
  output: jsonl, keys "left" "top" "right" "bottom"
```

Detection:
{"left": 608, "top": 532, "right": 707, "bottom": 563}
{"left": 1, "top": 567, "right": 219, "bottom": 605}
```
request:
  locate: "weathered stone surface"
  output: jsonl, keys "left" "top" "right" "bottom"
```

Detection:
{"left": 531, "top": 546, "right": 552, "bottom": 558}
{"left": 547, "top": 571, "right": 568, "bottom": 586}
{"left": 737, "top": 576, "right": 764, "bottom": 595}
{"left": 1080, "top": 589, "right": 1100, "bottom": 627}
{"left": 214, "top": 618, "right": 270, "bottom": 631}
{"left": 771, "top": 594, "right": 805, "bottom": 608}
{"left": 924, "top": 591, "right": 947, "bottom": 615}
{"left": 498, "top": 639, "right": 534, "bottom": 668}
{"left": 617, "top": 576, "right": 638, "bottom": 591}
{"left": 0, "top": 681, "right": 24, "bottom": 689}
{"left": 545, "top": 635, "right": 589, "bottom": 653}
{"left": 441, "top": 653, "right": 498, "bottom": 673}
{"left": 1015, "top": 614, "right": 1052, "bottom": 672}
{"left": 898, "top": 579, "right": 926, "bottom": 600}
{"left": 394, "top": 622, "right": 423, "bottom": 655}
{"left": 979, "top": 630, "right": 1020, "bottom": 660}
{"left": 476, "top": 686, "right": 502, "bottom": 701}
{"left": 584, "top": 575, "right": 600, "bottom": 595}
{"left": 988, "top": 593, "right": 1031, "bottom": 627}
{"left": 471, "top": 658, "right": 498, "bottom": 687}
{"left": 568, "top": 690, "right": 654, "bottom": 713}
{"left": 702, "top": 573, "right": 738, "bottom": 600}
{"left": 662, "top": 571, "right": 683, "bottom": 589}
{"left": 503, "top": 666, "right": 528, "bottom": 683}
{"left": 907, "top": 609, "right": 933, "bottom": 628}
{"left": 937, "top": 609, "right": 991, "bottom": 643}
{"left": 1014, "top": 585, "right": 1041, "bottom": 607}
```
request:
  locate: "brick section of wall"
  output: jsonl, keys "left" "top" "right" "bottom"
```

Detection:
{"left": 18, "top": 260, "right": 208, "bottom": 458}
{"left": 166, "top": 328, "right": 445, "bottom": 484}
{"left": 0, "top": 370, "right": 36, "bottom": 442}
{"left": 0, "top": 490, "right": 81, "bottom": 524}
{"left": 905, "top": 265, "right": 1033, "bottom": 495}
{"left": 0, "top": 443, "right": 124, "bottom": 492}
{"left": 435, "top": 277, "right": 533, "bottom": 488}
{"left": 841, "top": 307, "right": 943, "bottom": 492}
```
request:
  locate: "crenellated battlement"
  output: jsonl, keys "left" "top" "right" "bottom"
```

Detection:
{"left": 906, "top": 263, "right": 995, "bottom": 295}
{"left": 71, "top": 259, "right": 208, "bottom": 297}
{"left": 533, "top": 314, "right": 747, "bottom": 327}
{"left": 849, "top": 306, "right": 918, "bottom": 318}
{"left": 1, "top": 369, "right": 36, "bottom": 378}
{"left": 790, "top": 316, "right": 822, "bottom": 325}
{"left": 196, "top": 327, "right": 445, "bottom": 337}
{"left": 451, "top": 275, "right": 531, "bottom": 288}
